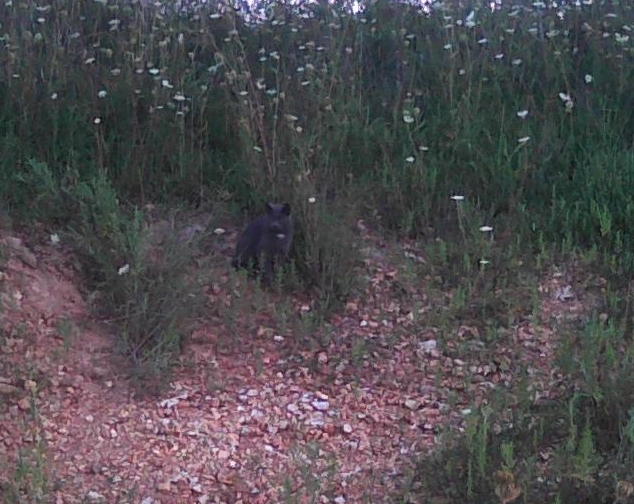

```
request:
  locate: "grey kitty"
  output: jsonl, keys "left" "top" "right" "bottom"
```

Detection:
{"left": 232, "top": 202, "right": 293, "bottom": 283}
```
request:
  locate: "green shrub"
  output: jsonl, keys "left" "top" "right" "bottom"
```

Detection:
{"left": 70, "top": 173, "right": 202, "bottom": 388}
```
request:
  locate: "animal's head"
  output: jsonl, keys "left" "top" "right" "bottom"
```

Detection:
{"left": 265, "top": 202, "right": 291, "bottom": 239}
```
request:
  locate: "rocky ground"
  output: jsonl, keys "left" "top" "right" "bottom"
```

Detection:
{"left": 0, "top": 223, "right": 589, "bottom": 503}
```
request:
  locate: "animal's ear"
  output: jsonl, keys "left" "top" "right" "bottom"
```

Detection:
{"left": 266, "top": 202, "right": 274, "bottom": 213}
{"left": 282, "top": 203, "right": 291, "bottom": 215}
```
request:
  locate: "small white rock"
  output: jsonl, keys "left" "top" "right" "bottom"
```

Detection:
{"left": 404, "top": 399, "right": 419, "bottom": 410}
{"left": 311, "top": 400, "right": 329, "bottom": 411}
{"left": 419, "top": 340, "right": 437, "bottom": 352}
{"left": 87, "top": 491, "right": 105, "bottom": 501}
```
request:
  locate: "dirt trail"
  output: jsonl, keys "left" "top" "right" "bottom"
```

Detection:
{"left": 0, "top": 228, "right": 587, "bottom": 503}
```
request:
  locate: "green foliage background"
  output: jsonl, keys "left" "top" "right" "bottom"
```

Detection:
{"left": 2, "top": 0, "right": 633, "bottom": 265}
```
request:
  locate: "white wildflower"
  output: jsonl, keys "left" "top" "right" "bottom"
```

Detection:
{"left": 516, "top": 109, "right": 529, "bottom": 119}
{"left": 518, "top": 136, "right": 530, "bottom": 144}
{"left": 615, "top": 33, "right": 629, "bottom": 44}
{"left": 117, "top": 264, "right": 130, "bottom": 275}
{"left": 558, "top": 92, "right": 571, "bottom": 102}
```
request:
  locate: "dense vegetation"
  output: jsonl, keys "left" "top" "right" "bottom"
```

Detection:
{"left": 2, "top": 0, "right": 634, "bottom": 501}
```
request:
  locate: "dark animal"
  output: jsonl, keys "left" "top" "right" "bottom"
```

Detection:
{"left": 232, "top": 202, "right": 293, "bottom": 283}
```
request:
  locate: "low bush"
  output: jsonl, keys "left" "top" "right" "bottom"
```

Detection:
{"left": 70, "top": 174, "right": 203, "bottom": 387}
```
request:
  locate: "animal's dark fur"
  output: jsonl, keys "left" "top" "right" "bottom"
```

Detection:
{"left": 232, "top": 202, "right": 293, "bottom": 283}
